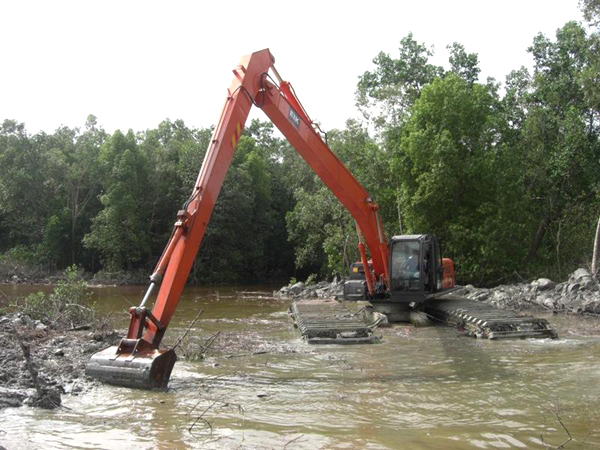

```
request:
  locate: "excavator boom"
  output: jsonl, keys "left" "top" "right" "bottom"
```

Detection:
{"left": 86, "top": 49, "right": 389, "bottom": 388}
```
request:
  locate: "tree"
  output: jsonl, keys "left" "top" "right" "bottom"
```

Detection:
{"left": 139, "top": 119, "right": 211, "bottom": 260}
{"left": 44, "top": 117, "right": 105, "bottom": 266}
{"left": 84, "top": 130, "right": 151, "bottom": 271}
{"left": 581, "top": 0, "right": 600, "bottom": 25}
{"left": 520, "top": 22, "right": 600, "bottom": 270}
{"left": 394, "top": 73, "right": 520, "bottom": 282}
{"left": 447, "top": 42, "right": 481, "bottom": 84}
{"left": 285, "top": 120, "right": 391, "bottom": 278}
{"left": 0, "top": 120, "right": 60, "bottom": 264}
{"left": 356, "top": 33, "right": 444, "bottom": 129}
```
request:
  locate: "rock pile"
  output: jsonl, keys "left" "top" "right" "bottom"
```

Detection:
{"left": 275, "top": 278, "right": 344, "bottom": 300}
{"left": 458, "top": 268, "right": 599, "bottom": 314}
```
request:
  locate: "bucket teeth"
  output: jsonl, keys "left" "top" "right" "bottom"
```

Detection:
{"left": 85, "top": 346, "right": 177, "bottom": 389}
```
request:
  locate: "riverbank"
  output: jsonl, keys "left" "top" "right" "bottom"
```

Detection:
{"left": 0, "top": 312, "right": 120, "bottom": 409}
{"left": 0, "top": 264, "right": 149, "bottom": 286}
{"left": 0, "top": 264, "right": 288, "bottom": 288}
{"left": 460, "top": 268, "right": 600, "bottom": 315}
{"left": 276, "top": 268, "right": 600, "bottom": 316}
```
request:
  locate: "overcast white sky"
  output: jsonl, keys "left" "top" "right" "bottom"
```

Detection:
{"left": 0, "top": 0, "right": 584, "bottom": 135}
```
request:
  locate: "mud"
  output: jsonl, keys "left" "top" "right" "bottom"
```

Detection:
{"left": 0, "top": 313, "right": 121, "bottom": 409}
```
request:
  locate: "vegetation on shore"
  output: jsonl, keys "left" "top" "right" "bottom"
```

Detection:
{"left": 0, "top": 266, "right": 119, "bottom": 409}
{"left": 1, "top": 4, "right": 599, "bottom": 286}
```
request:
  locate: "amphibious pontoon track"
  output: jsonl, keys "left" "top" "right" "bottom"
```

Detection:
{"left": 425, "top": 295, "right": 558, "bottom": 340}
{"left": 289, "top": 300, "right": 384, "bottom": 344}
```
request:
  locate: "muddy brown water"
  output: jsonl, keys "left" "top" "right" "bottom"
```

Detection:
{"left": 1, "top": 284, "right": 600, "bottom": 449}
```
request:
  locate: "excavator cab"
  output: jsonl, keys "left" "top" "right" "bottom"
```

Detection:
{"left": 388, "top": 234, "right": 453, "bottom": 303}
{"left": 344, "top": 234, "right": 455, "bottom": 322}
{"left": 343, "top": 262, "right": 373, "bottom": 300}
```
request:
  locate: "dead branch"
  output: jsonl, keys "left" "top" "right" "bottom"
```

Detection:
{"left": 283, "top": 434, "right": 305, "bottom": 449}
{"left": 119, "top": 295, "right": 134, "bottom": 307}
{"left": 188, "top": 398, "right": 220, "bottom": 436}
{"left": 555, "top": 410, "right": 573, "bottom": 449}
{"left": 173, "top": 309, "right": 204, "bottom": 351}
{"left": 13, "top": 328, "right": 42, "bottom": 396}
{"left": 65, "top": 324, "right": 92, "bottom": 331}
{"left": 200, "top": 330, "right": 221, "bottom": 355}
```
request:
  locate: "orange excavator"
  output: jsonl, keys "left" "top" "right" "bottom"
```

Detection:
{"left": 89, "top": 49, "right": 550, "bottom": 390}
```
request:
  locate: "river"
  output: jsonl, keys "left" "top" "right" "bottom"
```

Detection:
{"left": 1, "top": 284, "right": 600, "bottom": 449}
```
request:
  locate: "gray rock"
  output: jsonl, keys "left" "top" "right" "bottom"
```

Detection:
{"left": 536, "top": 293, "right": 556, "bottom": 309}
{"left": 34, "top": 321, "right": 48, "bottom": 331}
{"left": 43, "top": 359, "right": 60, "bottom": 373}
{"left": 570, "top": 268, "right": 594, "bottom": 289}
{"left": 64, "top": 382, "right": 82, "bottom": 395}
{"left": 453, "top": 286, "right": 469, "bottom": 296}
{"left": 583, "top": 298, "right": 600, "bottom": 314}
{"left": 532, "top": 278, "right": 555, "bottom": 291}
{"left": 469, "top": 290, "right": 491, "bottom": 302}
{"left": 491, "top": 291, "right": 511, "bottom": 306}
{"left": 12, "top": 314, "right": 34, "bottom": 327}
{"left": 566, "top": 283, "right": 581, "bottom": 296}
{"left": 288, "top": 282, "right": 305, "bottom": 294}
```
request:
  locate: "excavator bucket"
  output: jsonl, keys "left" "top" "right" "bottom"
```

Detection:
{"left": 85, "top": 344, "right": 177, "bottom": 390}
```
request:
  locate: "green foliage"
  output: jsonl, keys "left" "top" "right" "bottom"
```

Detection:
{"left": 83, "top": 130, "right": 151, "bottom": 271}
{"left": 196, "top": 124, "right": 295, "bottom": 282}
{"left": 356, "top": 33, "right": 443, "bottom": 128}
{"left": 22, "top": 265, "right": 94, "bottom": 326}
{"left": 395, "top": 73, "right": 519, "bottom": 282}
{"left": 581, "top": 0, "right": 600, "bottom": 25}
{"left": 516, "top": 21, "right": 600, "bottom": 275}
{"left": 305, "top": 273, "right": 317, "bottom": 286}
{"left": 447, "top": 43, "right": 481, "bottom": 84}
{"left": 0, "top": 115, "right": 296, "bottom": 283}
{"left": 356, "top": 20, "right": 600, "bottom": 283}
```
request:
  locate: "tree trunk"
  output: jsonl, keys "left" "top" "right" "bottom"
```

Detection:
{"left": 396, "top": 184, "right": 404, "bottom": 235}
{"left": 343, "top": 235, "right": 350, "bottom": 273}
{"left": 527, "top": 214, "right": 552, "bottom": 262}
{"left": 592, "top": 214, "right": 600, "bottom": 277}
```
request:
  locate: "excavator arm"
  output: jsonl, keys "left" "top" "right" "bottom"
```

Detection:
{"left": 86, "top": 48, "right": 390, "bottom": 389}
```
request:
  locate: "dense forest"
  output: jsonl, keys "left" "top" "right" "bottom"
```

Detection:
{"left": 1, "top": 6, "right": 599, "bottom": 286}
